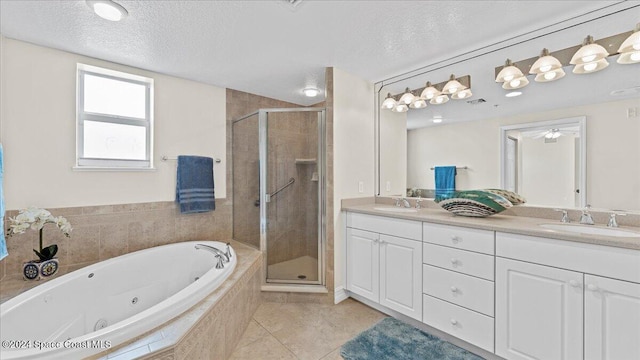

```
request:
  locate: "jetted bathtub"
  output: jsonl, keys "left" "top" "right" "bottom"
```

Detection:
{"left": 0, "top": 241, "right": 236, "bottom": 360}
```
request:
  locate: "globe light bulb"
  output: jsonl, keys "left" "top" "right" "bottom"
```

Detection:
{"left": 544, "top": 71, "right": 557, "bottom": 80}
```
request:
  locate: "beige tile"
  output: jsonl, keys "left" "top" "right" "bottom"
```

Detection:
{"left": 229, "top": 333, "right": 297, "bottom": 360}
{"left": 234, "top": 319, "right": 270, "bottom": 349}
{"left": 253, "top": 302, "right": 325, "bottom": 333}
{"left": 320, "top": 299, "right": 387, "bottom": 337}
{"left": 320, "top": 348, "right": 344, "bottom": 360}
{"left": 270, "top": 316, "right": 352, "bottom": 360}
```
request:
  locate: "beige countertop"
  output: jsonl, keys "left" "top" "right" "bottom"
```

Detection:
{"left": 342, "top": 203, "right": 640, "bottom": 251}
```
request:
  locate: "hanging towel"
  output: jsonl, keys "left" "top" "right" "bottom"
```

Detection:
{"left": 0, "top": 144, "right": 7, "bottom": 261}
{"left": 176, "top": 155, "right": 216, "bottom": 214}
{"left": 434, "top": 166, "right": 457, "bottom": 199}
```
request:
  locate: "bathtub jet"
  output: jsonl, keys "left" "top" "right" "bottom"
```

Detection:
{"left": 0, "top": 241, "right": 237, "bottom": 360}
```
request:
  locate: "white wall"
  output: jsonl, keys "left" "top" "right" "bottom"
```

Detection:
{"left": 407, "top": 119, "right": 500, "bottom": 191}
{"left": 406, "top": 97, "right": 640, "bottom": 210}
{"left": 0, "top": 37, "right": 226, "bottom": 209}
{"left": 521, "top": 135, "right": 575, "bottom": 208}
{"left": 333, "top": 68, "right": 375, "bottom": 291}
{"left": 379, "top": 109, "right": 406, "bottom": 196}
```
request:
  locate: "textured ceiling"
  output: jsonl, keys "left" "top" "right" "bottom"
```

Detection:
{"left": 2, "top": 0, "right": 636, "bottom": 108}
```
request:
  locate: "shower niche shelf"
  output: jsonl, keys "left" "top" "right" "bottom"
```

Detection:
{"left": 295, "top": 158, "right": 317, "bottom": 165}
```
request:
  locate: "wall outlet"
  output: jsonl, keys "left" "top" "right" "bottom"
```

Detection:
{"left": 358, "top": 181, "right": 364, "bottom": 193}
{"left": 628, "top": 107, "right": 638, "bottom": 118}
{"left": 386, "top": 181, "right": 391, "bottom": 192}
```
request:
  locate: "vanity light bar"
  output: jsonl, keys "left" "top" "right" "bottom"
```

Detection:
{"left": 494, "top": 30, "right": 634, "bottom": 79}
{"left": 385, "top": 75, "right": 472, "bottom": 104}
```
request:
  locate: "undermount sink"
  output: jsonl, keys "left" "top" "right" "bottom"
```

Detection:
{"left": 373, "top": 207, "right": 418, "bottom": 213}
{"left": 539, "top": 223, "right": 640, "bottom": 238}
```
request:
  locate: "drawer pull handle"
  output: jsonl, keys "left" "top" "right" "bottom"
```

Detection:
{"left": 450, "top": 319, "right": 458, "bottom": 325}
{"left": 373, "top": 239, "right": 379, "bottom": 243}
{"left": 451, "top": 236, "right": 460, "bottom": 243}
{"left": 569, "top": 280, "right": 581, "bottom": 288}
{"left": 450, "top": 258, "right": 459, "bottom": 265}
{"left": 587, "top": 284, "right": 599, "bottom": 292}
{"left": 450, "top": 286, "right": 459, "bottom": 293}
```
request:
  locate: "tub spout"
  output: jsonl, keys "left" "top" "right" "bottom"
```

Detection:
{"left": 215, "top": 255, "right": 225, "bottom": 269}
{"left": 195, "top": 244, "right": 230, "bottom": 263}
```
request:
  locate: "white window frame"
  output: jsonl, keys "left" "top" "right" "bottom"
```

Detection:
{"left": 76, "top": 64, "right": 154, "bottom": 170}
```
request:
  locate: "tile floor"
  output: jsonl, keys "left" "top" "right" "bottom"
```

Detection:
{"left": 229, "top": 298, "right": 387, "bottom": 360}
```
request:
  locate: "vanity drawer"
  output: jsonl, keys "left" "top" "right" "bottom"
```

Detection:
{"left": 423, "top": 223, "right": 494, "bottom": 255}
{"left": 423, "top": 294, "right": 494, "bottom": 353}
{"left": 423, "top": 264, "right": 494, "bottom": 316}
{"left": 496, "top": 232, "right": 640, "bottom": 283}
{"left": 347, "top": 212, "right": 422, "bottom": 240}
{"left": 423, "top": 242, "right": 494, "bottom": 281}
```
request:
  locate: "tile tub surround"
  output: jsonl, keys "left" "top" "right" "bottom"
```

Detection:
{"left": 81, "top": 240, "right": 262, "bottom": 360}
{"left": 0, "top": 201, "right": 232, "bottom": 301}
{"left": 342, "top": 198, "right": 640, "bottom": 250}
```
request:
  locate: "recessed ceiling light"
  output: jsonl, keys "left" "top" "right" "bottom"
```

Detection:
{"left": 303, "top": 87, "right": 320, "bottom": 97}
{"left": 86, "top": 0, "right": 128, "bottom": 22}
{"left": 432, "top": 117, "right": 443, "bottom": 123}
{"left": 505, "top": 91, "right": 523, "bottom": 98}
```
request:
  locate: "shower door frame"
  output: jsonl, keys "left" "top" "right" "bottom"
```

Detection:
{"left": 257, "top": 107, "right": 326, "bottom": 286}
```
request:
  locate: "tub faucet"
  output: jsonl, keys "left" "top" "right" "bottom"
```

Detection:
{"left": 195, "top": 244, "right": 230, "bottom": 264}
{"left": 224, "top": 242, "right": 233, "bottom": 259}
{"left": 579, "top": 205, "right": 595, "bottom": 225}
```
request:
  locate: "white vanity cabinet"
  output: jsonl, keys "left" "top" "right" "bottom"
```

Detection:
{"left": 495, "top": 232, "right": 640, "bottom": 360}
{"left": 346, "top": 213, "right": 423, "bottom": 320}
{"left": 422, "top": 223, "right": 496, "bottom": 352}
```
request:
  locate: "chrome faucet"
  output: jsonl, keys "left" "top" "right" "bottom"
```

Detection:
{"left": 393, "top": 197, "right": 411, "bottom": 208}
{"left": 415, "top": 198, "right": 423, "bottom": 209}
{"left": 224, "top": 242, "right": 233, "bottom": 259}
{"left": 195, "top": 244, "right": 230, "bottom": 268}
{"left": 607, "top": 213, "right": 626, "bottom": 228}
{"left": 579, "top": 205, "right": 595, "bottom": 225}
{"left": 554, "top": 209, "right": 570, "bottom": 223}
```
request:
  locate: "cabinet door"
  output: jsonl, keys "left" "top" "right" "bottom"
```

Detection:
{"left": 379, "top": 234, "right": 422, "bottom": 320}
{"left": 584, "top": 275, "right": 640, "bottom": 360}
{"left": 496, "top": 258, "right": 583, "bottom": 360}
{"left": 346, "top": 228, "right": 379, "bottom": 302}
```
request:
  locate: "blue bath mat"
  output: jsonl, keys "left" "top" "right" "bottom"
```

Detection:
{"left": 341, "top": 317, "right": 484, "bottom": 360}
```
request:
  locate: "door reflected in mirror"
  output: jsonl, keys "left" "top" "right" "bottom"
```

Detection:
{"left": 500, "top": 117, "right": 586, "bottom": 208}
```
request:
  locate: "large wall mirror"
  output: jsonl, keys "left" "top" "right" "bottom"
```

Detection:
{"left": 376, "top": 3, "right": 640, "bottom": 212}
{"left": 500, "top": 117, "right": 586, "bottom": 208}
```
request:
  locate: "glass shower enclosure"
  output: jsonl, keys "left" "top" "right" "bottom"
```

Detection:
{"left": 232, "top": 108, "right": 325, "bottom": 286}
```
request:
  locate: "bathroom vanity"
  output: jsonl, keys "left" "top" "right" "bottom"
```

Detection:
{"left": 343, "top": 203, "right": 640, "bottom": 360}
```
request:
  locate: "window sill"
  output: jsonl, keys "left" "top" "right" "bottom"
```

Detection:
{"left": 72, "top": 166, "right": 157, "bottom": 172}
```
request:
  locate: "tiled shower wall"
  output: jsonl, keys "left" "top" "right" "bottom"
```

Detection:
{"left": 266, "top": 111, "right": 319, "bottom": 266}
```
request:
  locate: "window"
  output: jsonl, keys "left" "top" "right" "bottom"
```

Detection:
{"left": 76, "top": 64, "right": 154, "bottom": 169}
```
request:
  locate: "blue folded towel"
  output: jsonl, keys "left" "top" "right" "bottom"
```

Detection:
{"left": 176, "top": 155, "right": 215, "bottom": 214}
{"left": 0, "top": 143, "right": 7, "bottom": 261}
{"left": 435, "top": 166, "right": 457, "bottom": 199}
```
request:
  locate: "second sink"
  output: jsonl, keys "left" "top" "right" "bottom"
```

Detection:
{"left": 539, "top": 223, "right": 640, "bottom": 238}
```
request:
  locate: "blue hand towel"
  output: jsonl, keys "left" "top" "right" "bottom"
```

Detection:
{"left": 435, "top": 166, "right": 457, "bottom": 199}
{"left": 0, "top": 143, "right": 7, "bottom": 261}
{"left": 176, "top": 155, "right": 215, "bottom": 214}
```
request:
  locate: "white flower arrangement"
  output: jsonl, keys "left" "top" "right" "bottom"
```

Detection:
{"left": 6, "top": 207, "right": 72, "bottom": 261}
